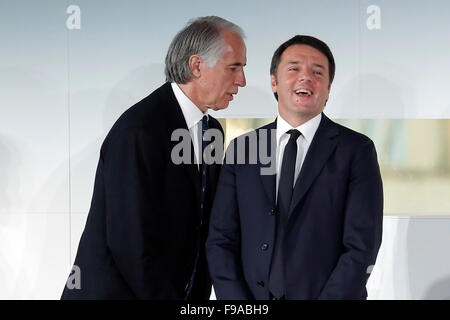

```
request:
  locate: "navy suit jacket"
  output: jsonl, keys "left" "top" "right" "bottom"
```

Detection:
{"left": 206, "top": 114, "right": 383, "bottom": 299}
{"left": 62, "top": 82, "right": 223, "bottom": 299}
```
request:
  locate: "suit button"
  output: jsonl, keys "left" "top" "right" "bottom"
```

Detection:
{"left": 269, "top": 208, "right": 277, "bottom": 216}
{"left": 261, "top": 243, "right": 268, "bottom": 251}
{"left": 257, "top": 281, "right": 265, "bottom": 287}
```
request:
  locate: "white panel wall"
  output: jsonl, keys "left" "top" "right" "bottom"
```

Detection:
{"left": 368, "top": 217, "right": 450, "bottom": 299}
{"left": 3, "top": 214, "right": 450, "bottom": 299}
{"left": 0, "top": 0, "right": 71, "bottom": 299}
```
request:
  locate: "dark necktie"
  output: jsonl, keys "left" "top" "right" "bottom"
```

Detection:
{"left": 185, "top": 115, "right": 209, "bottom": 297}
{"left": 200, "top": 115, "right": 208, "bottom": 213}
{"left": 269, "top": 129, "right": 301, "bottom": 299}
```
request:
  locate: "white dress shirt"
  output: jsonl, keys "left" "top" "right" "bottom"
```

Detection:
{"left": 275, "top": 113, "right": 322, "bottom": 199}
{"left": 171, "top": 82, "right": 207, "bottom": 168}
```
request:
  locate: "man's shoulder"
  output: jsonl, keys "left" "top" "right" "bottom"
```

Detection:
{"left": 232, "top": 120, "right": 276, "bottom": 141}
{"left": 113, "top": 82, "right": 174, "bottom": 129}
{"left": 333, "top": 121, "right": 372, "bottom": 144}
{"left": 101, "top": 83, "right": 176, "bottom": 149}
{"left": 224, "top": 120, "right": 276, "bottom": 165}
{"left": 325, "top": 117, "right": 375, "bottom": 151}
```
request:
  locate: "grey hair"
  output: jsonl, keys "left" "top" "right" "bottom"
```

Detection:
{"left": 165, "top": 16, "right": 245, "bottom": 84}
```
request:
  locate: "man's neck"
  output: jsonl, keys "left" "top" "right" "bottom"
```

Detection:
{"left": 278, "top": 110, "right": 320, "bottom": 128}
{"left": 177, "top": 82, "right": 208, "bottom": 113}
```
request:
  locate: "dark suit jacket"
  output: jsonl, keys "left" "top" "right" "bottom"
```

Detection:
{"left": 206, "top": 114, "right": 383, "bottom": 300}
{"left": 62, "top": 82, "right": 223, "bottom": 300}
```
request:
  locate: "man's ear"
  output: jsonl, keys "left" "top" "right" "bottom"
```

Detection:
{"left": 270, "top": 74, "right": 278, "bottom": 94}
{"left": 189, "top": 55, "right": 202, "bottom": 78}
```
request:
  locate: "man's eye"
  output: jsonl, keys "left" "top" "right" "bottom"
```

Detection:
{"left": 289, "top": 68, "right": 298, "bottom": 71}
{"left": 314, "top": 71, "right": 323, "bottom": 75}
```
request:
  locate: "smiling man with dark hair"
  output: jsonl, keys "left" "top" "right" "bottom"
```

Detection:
{"left": 206, "top": 35, "right": 383, "bottom": 300}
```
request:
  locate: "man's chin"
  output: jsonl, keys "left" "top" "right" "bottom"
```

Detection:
{"left": 283, "top": 104, "right": 323, "bottom": 119}
{"left": 290, "top": 102, "right": 322, "bottom": 114}
{"left": 211, "top": 103, "right": 230, "bottom": 111}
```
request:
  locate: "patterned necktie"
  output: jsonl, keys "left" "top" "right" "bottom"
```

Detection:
{"left": 185, "top": 115, "right": 209, "bottom": 298}
{"left": 200, "top": 115, "right": 208, "bottom": 214}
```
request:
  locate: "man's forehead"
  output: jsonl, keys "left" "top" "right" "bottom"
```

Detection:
{"left": 221, "top": 41, "right": 247, "bottom": 65}
{"left": 281, "top": 44, "right": 328, "bottom": 64}
{"left": 220, "top": 50, "right": 246, "bottom": 65}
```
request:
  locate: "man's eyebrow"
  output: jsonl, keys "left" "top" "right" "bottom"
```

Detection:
{"left": 286, "top": 61, "right": 326, "bottom": 69}
{"left": 229, "top": 62, "right": 246, "bottom": 67}
{"left": 312, "top": 63, "right": 326, "bottom": 69}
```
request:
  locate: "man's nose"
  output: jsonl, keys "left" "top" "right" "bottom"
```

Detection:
{"left": 235, "top": 70, "right": 246, "bottom": 87}
{"left": 298, "top": 68, "right": 312, "bottom": 82}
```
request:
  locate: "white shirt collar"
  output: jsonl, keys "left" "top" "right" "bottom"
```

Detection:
{"left": 171, "top": 82, "right": 207, "bottom": 129}
{"left": 276, "top": 112, "right": 322, "bottom": 145}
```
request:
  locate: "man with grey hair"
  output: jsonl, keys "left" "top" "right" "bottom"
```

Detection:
{"left": 62, "top": 16, "right": 246, "bottom": 300}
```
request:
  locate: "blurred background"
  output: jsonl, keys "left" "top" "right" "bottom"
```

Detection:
{"left": 0, "top": 0, "right": 449, "bottom": 299}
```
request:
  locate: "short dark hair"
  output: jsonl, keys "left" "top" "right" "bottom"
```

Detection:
{"left": 270, "top": 35, "right": 335, "bottom": 100}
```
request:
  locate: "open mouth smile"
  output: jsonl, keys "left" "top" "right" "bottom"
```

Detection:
{"left": 295, "top": 88, "right": 313, "bottom": 96}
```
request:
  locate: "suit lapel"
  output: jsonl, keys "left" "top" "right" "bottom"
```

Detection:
{"left": 257, "top": 121, "right": 277, "bottom": 206}
{"left": 164, "top": 83, "right": 201, "bottom": 194}
{"left": 260, "top": 171, "right": 276, "bottom": 207}
{"left": 288, "top": 114, "right": 339, "bottom": 217}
